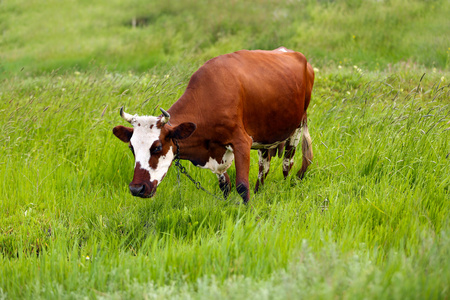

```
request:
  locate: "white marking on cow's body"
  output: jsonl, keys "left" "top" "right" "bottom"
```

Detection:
{"left": 129, "top": 115, "right": 174, "bottom": 185}
{"left": 257, "top": 150, "right": 271, "bottom": 179}
{"left": 277, "top": 48, "right": 288, "bottom": 52}
{"left": 201, "top": 146, "right": 234, "bottom": 174}
{"left": 287, "top": 127, "right": 302, "bottom": 147}
{"left": 282, "top": 158, "right": 294, "bottom": 173}
{"left": 217, "top": 173, "right": 227, "bottom": 184}
{"left": 281, "top": 127, "right": 302, "bottom": 174}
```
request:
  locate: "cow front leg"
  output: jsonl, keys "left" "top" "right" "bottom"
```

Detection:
{"left": 233, "top": 138, "right": 252, "bottom": 204}
{"left": 217, "top": 172, "right": 231, "bottom": 199}
{"left": 254, "top": 149, "right": 272, "bottom": 193}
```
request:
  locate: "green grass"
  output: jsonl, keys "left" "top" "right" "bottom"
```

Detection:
{"left": 1, "top": 0, "right": 450, "bottom": 298}
{"left": 1, "top": 65, "right": 449, "bottom": 298}
{"left": 1, "top": 0, "right": 449, "bottom": 77}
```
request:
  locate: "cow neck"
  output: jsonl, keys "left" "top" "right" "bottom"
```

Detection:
{"left": 168, "top": 94, "right": 202, "bottom": 161}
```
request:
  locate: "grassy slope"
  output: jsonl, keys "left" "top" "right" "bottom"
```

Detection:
{"left": 0, "top": 0, "right": 449, "bottom": 76}
{"left": 1, "top": 0, "right": 450, "bottom": 298}
{"left": 1, "top": 66, "right": 449, "bottom": 299}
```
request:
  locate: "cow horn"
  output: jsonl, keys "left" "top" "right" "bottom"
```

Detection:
{"left": 160, "top": 107, "right": 171, "bottom": 124}
{"left": 120, "top": 106, "right": 134, "bottom": 123}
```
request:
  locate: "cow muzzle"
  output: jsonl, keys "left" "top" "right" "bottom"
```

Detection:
{"left": 129, "top": 182, "right": 156, "bottom": 198}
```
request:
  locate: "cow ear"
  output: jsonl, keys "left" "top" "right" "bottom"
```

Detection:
{"left": 113, "top": 125, "right": 133, "bottom": 142}
{"left": 168, "top": 122, "right": 196, "bottom": 140}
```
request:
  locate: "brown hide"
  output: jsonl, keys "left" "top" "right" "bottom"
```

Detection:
{"left": 164, "top": 48, "right": 314, "bottom": 202}
{"left": 174, "top": 50, "right": 307, "bottom": 143}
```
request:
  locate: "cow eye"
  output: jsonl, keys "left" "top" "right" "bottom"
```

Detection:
{"left": 152, "top": 145, "right": 162, "bottom": 154}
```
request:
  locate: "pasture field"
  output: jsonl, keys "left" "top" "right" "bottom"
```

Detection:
{"left": 1, "top": 0, "right": 449, "bottom": 76}
{"left": 1, "top": 64, "right": 449, "bottom": 299}
{"left": 1, "top": 0, "right": 450, "bottom": 299}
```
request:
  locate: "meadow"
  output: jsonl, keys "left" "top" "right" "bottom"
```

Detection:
{"left": 1, "top": 0, "right": 450, "bottom": 299}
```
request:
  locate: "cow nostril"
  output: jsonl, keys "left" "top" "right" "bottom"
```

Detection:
{"left": 129, "top": 184, "right": 144, "bottom": 196}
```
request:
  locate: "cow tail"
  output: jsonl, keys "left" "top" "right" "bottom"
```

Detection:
{"left": 298, "top": 62, "right": 315, "bottom": 179}
{"left": 298, "top": 118, "right": 313, "bottom": 179}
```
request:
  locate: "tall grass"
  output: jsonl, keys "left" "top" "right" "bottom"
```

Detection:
{"left": 1, "top": 0, "right": 449, "bottom": 297}
{"left": 1, "top": 0, "right": 449, "bottom": 77}
{"left": 0, "top": 65, "right": 449, "bottom": 298}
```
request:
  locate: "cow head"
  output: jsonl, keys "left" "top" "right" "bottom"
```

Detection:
{"left": 113, "top": 107, "right": 196, "bottom": 198}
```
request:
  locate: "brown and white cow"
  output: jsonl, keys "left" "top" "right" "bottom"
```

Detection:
{"left": 113, "top": 47, "right": 314, "bottom": 203}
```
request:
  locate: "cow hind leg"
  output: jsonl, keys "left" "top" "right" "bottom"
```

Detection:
{"left": 297, "top": 121, "right": 313, "bottom": 179}
{"left": 254, "top": 149, "right": 272, "bottom": 193}
{"left": 282, "top": 127, "right": 302, "bottom": 178}
{"left": 217, "top": 172, "right": 231, "bottom": 199}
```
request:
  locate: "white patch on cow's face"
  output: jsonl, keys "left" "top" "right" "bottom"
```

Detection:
{"left": 201, "top": 146, "right": 234, "bottom": 175}
{"left": 143, "top": 146, "right": 173, "bottom": 185}
{"left": 129, "top": 115, "right": 174, "bottom": 185}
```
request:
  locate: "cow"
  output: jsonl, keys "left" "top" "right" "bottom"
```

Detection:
{"left": 113, "top": 47, "right": 314, "bottom": 203}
